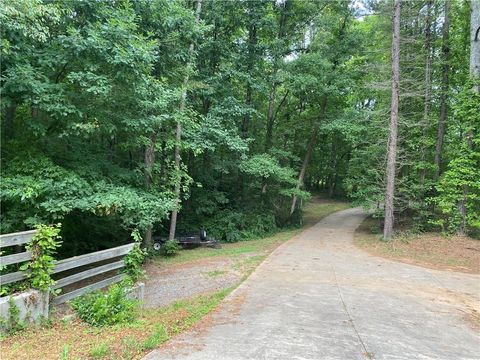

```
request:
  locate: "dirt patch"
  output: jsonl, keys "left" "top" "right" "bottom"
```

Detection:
{"left": 354, "top": 217, "right": 480, "bottom": 274}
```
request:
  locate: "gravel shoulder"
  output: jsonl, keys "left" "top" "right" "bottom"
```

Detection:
{"left": 144, "top": 257, "right": 242, "bottom": 309}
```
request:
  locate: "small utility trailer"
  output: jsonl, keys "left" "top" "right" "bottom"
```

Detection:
{"left": 152, "top": 229, "right": 221, "bottom": 251}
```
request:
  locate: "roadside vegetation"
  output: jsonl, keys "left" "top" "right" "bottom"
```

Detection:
{"left": 1, "top": 289, "right": 230, "bottom": 360}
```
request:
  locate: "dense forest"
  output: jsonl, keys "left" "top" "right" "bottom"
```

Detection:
{"left": 1, "top": 0, "right": 479, "bottom": 257}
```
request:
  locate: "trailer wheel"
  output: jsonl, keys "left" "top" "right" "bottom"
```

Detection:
{"left": 153, "top": 242, "right": 162, "bottom": 251}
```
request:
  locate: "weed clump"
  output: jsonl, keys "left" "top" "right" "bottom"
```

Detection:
{"left": 71, "top": 282, "right": 137, "bottom": 327}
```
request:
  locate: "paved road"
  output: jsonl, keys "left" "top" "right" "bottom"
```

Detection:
{"left": 144, "top": 208, "right": 480, "bottom": 360}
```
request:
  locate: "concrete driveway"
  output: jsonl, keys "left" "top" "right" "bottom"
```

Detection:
{"left": 144, "top": 208, "right": 480, "bottom": 360}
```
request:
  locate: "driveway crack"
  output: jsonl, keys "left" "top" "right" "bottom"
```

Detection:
{"left": 332, "top": 266, "right": 373, "bottom": 359}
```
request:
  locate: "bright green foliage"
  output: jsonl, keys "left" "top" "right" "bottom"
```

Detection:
{"left": 123, "top": 230, "right": 148, "bottom": 281}
{"left": 162, "top": 240, "right": 181, "bottom": 257}
{"left": 341, "top": 1, "right": 478, "bottom": 237}
{"left": 71, "top": 282, "right": 137, "bottom": 327}
{"left": 20, "top": 224, "right": 62, "bottom": 291}
{"left": 0, "top": 279, "right": 28, "bottom": 298}
{"left": 1, "top": 0, "right": 179, "bottom": 248}
{"left": 432, "top": 83, "right": 480, "bottom": 236}
{"left": 240, "top": 154, "right": 297, "bottom": 187}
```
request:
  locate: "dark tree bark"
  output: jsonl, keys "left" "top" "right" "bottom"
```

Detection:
{"left": 383, "top": 0, "right": 402, "bottom": 241}
{"left": 143, "top": 135, "right": 156, "bottom": 248}
{"left": 168, "top": 0, "right": 203, "bottom": 241}
{"left": 3, "top": 102, "right": 16, "bottom": 140}
{"left": 289, "top": 97, "right": 327, "bottom": 216}
{"left": 290, "top": 126, "right": 319, "bottom": 216}
{"left": 241, "top": 14, "right": 258, "bottom": 140}
{"left": 433, "top": 0, "right": 450, "bottom": 180}
{"left": 419, "top": 0, "right": 433, "bottom": 186}
{"left": 264, "top": 0, "right": 291, "bottom": 152}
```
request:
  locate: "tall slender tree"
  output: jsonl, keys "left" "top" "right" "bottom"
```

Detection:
{"left": 169, "top": 0, "right": 203, "bottom": 241}
{"left": 383, "top": 0, "right": 402, "bottom": 241}
{"left": 419, "top": 0, "right": 433, "bottom": 187}
{"left": 471, "top": 0, "right": 480, "bottom": 90}
{"left": 433, "top": 0, "right": 450, "bottom": 180}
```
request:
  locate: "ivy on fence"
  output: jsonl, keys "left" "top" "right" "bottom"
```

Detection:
{"left": 123, "top": 229, "right": 147, "bottom": 282}
{"left": 20, "top": 224, "right": 62, "bottom": 291}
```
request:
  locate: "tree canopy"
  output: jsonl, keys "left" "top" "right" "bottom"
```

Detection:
{"left": 1, "top": 0, "right": 478, "bottom": 256}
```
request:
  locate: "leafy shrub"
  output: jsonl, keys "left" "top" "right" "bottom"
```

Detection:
{"left": 430, "top": 83, "right": 480, "bottom": 237}
{"left": 162, "top": 240, "right": 180, "bottom": 257}
{"left": 20, "top": 224, "right": 62, "bottom": 291}
{"left": 205, "top": 209, "right": 277, "bottom": 243}
{"left": 71, "top": 282, "right": 137, "bottom": 327}
{"left": 123, "top": 229, "right": 148, "bottom": 281}
{"left": 205, "top": 211, "right": 245, "bottom": 242}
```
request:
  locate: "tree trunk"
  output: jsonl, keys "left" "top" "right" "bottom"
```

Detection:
{"left": 433, "top": 0, "right": 450, "bottom": 180}
{"left": 419, "top": 0, "right": 433, "bottom": 186}
{"left": 328, "top": 136, "right": 337, "bottom": 198}
{"left": 458, "top": 0, "right": 480, "bottom": 235}
{"left": 3, "top": 102, "right": 16, "bottom": 140}
{"left": 290, "top": 126, "right": 319, "bottom": 216}
{"left": 472, "top": 0, "right": 480, "bottom": 89}
{"left": 241, "top": 17, "right": 257, "bottom": 140}
{"left": 264, "top": 82, "right": 277, "bottom": 151}
{"left": 144, "top": 135, "right": 156, "bottom": 248}
{"left": 264, "top": 0, "right": 291, "bottom": 152}
{"left": 289, "top": 97, "right": 327, "bottom": 216}
{"left": 383, "top": 0, "right": 401, "bottom": 241}
{"left": 168, "top": 0, "right": 203, "bottom": 241}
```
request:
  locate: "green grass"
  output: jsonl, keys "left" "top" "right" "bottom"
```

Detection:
{"left": 89, "top": 341, "right": 110, "bottom": 358}
{"left": 141, "top": 324, "right": 169, "bottom": 350}
{"left": 60, "top": 345, "right": 69, "bottom": 360}
{"left": 301, "top": 199, "right": 351, "bottom": 227}
{"left": 151, "top": 229, "right": 299, "bottom": 266}
{"left": 206, "top": 269, "right": 227, "bottom": 278}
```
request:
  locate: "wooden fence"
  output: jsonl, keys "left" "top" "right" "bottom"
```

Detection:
{"left": 0, "top": 230, "right": 134, "bottom": 305}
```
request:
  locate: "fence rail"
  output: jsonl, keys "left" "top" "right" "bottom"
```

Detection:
{"left": 52, "top": 260, "right": 125, "bottom": 290}
{"left": 0, "top": 230, "right": 36, "bottom": 248}
{"left": 0, "top": 270, "right": 27, "bottom": 286}
{"left": 1, "top": 229, "right": 134, "bottom": 305}
{"left": 0, "top": 251, "right": 32, "bottom": 267}
{"left": 52, "top": 243, "right": 133, "bottom": 274}
{"left": 53, "top": 274, "right": 126, "bottom": 305}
